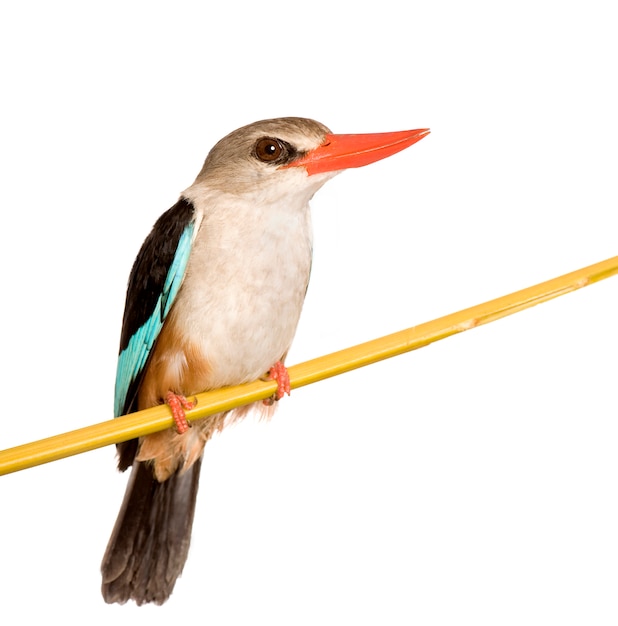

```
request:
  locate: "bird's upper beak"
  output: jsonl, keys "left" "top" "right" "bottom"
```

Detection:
{"left": 283, "top": 128, "right": 430, "bottom": 176}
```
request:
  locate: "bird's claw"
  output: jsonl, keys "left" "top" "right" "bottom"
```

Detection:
{"left": 166, "top": 392, "right": 196, "bottom": 434}
{"left": 263, "top": 361, "right": 291, "bottom": 405}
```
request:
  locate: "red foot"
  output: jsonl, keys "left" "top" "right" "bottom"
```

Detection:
{"left": 264, "top": 361, "right": 291, "bottom": 405}
{"left": 166, "top": 392, "right": 195, "bottom": 434}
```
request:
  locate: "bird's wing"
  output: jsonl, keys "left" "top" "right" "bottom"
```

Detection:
{"left": 114, "top": 197, "right": 197, "bottom": 420}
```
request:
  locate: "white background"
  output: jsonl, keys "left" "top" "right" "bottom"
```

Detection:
{"left": 1, "top": 2, "right": 616, "bottom": 624}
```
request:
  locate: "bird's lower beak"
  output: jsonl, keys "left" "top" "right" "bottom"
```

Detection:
{"left": 284, "top": 128, "right": 430, "bottom": 176}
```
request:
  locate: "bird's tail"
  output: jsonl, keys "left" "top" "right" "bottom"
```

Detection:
{"left": 101, "top": 458, "right": 202, "bottom": 605}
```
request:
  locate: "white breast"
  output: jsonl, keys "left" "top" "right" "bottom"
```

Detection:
{"left": 172, "top": 188, "right": 313, "bottom": 389}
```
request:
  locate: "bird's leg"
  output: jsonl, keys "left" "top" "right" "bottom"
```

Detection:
{"left": 166, "top": 392, "right": 196, "bottom": 434}
{"left": 263, "top": 360, "right": 291, "bottom": 405}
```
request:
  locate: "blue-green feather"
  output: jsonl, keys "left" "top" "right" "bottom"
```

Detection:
{"left": 114, "top": 222, "right": 195, "bottom": 417}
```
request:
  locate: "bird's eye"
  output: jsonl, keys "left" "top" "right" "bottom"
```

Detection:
{"left": 255, "top": 137, "right": 285, "bottom": 162}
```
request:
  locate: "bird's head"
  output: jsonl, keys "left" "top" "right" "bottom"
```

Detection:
{"left": 193, "top": 117, "right": 429, "bottom": 204}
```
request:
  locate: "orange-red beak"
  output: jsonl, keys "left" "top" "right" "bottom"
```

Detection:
{"left": 284, "top": 128, "right": 429, "bottom": 176}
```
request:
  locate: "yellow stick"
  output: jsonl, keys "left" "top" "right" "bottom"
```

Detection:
{"left": 1, "top": 255, "right": 616, "bottom": 476}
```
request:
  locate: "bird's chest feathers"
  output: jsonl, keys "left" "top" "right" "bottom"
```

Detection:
{"left": 168, "top": 199, "right": 313, "bottom": 387}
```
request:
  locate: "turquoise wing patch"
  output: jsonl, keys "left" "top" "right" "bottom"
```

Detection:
{"left": 114, "top": 222, "right": 195, "bottom": 417}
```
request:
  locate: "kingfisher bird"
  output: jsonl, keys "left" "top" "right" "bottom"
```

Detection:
{"left": 101, "top": 117, "right": 429, "bottom": 605}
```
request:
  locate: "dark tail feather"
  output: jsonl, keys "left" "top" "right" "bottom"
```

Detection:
{"left": 101, "top": 458, "right": 202, "bottom": 605}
